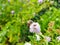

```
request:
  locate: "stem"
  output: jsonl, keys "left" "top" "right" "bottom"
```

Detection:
{"left": 45, "top": 40, "right": 48, "bottom": 45}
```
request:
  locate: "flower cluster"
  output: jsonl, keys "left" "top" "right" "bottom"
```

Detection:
{"left": 56, "top": 36, "right": 60, "bottom": 42}
{"left": 44, "top": 36, "right": 51, "bottom": 42}
{"left": 38, "top": 0, "right": 43, "bottom": 3}
{"left": 29, "top": 22, "right": 41, "bottom": 34}
{"left": 24, "top": 42, "right": 31, "bottom": 45}
{"left": 11, "top": 10, "right": 15, "bottom": 15}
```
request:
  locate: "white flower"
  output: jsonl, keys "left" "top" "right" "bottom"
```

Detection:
{"left": 44, "top": 36, "right": 51, "bottom": 42}
{"left": 24, "top": 42, "right": 31, "bottom": 45}
{"left": 38, "top": 0, "right": 43, "bottom": 3}
{"left": 29, "top": 22, "right": 41, "bottom": 34}
{"left": 11, "top": 10, "right": 15, "bottom": 14}
{"left": 8, "top": 0, "right": 10, "bottom": 2}
{"left": 56, "top": 36, "right": 60, "bottom": 42}
{"left": 36, "top": 34, "right": 40, "bottom": 41}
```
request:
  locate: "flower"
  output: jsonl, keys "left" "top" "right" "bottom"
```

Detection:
{"left": 29, "top": 22, "right": 41, "bottom": 34}
{"left": 36, "top": 34, "right": 40, "bottom": 41}
{"left": 56, "top": 36, "right": 60, "bottom": 42}
{"left": 8, "top": 0, "right": 10, "bottom": 2}
{"left": 24, "top": 42, "right": 31, "bottom": 45}
{"left": 38, "top": 0, "right": 43, "bottom": 3}
{"left": 44, "top": 36, "right": 51, "bottom": 42}
{"left": 11, "top": 10, "right": 15, "bottom": 14}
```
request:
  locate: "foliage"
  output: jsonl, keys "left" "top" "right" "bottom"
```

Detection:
{"left": 0, "top": 0, "right": 60, "bottom": 45}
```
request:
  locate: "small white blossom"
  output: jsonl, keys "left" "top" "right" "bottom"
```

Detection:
{"left": 36, "top": 34, "right": 40, "bottom": 41}
{"left": 56, "top": 36, "right": 60, "bottom": 42}
{"left": 11, "top": 10, "right": 15, "bottom": 14}
{"left": 29, "top": 22, "right": 41, "bottom": 34}
{"left": 8, "top": 0, "right": 10, "bottom": 2}
{"left": 44, "top": 36, "right": 51, "bottom": 42}
{"left": 38, "top": 0, "right": 43, "bottom": 3}
{"left": 24, "top": 42, "right": 31, "bottom": 45}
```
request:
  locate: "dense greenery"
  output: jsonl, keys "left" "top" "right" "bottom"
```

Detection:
{"left": 0, "top": 0, "right": 60, "bottom": 45}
